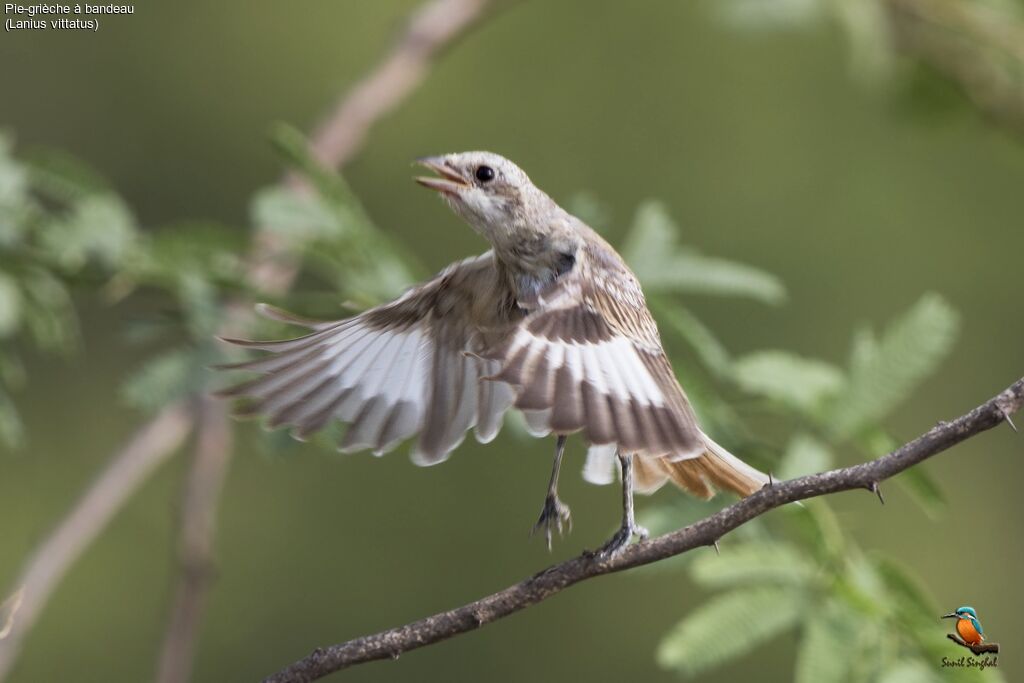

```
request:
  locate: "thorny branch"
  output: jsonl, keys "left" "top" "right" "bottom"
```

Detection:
{"left": 264, "top": 377, "right": 1023, "bottom": 683}
{"left": 0, "top": 0, "right": 498, "bottom": 678}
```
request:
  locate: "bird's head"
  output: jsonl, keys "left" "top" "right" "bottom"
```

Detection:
{"left": 415, "top": 151, "right": 553, "bottom": 242}
{"left": 942, "top": 606, "right": 978, "bottom": 620}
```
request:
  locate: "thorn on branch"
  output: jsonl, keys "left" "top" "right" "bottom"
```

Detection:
{"left": 867, "top": 482, "right": 885, "bottom": 505}
{"left": 261, "top": 376, "right": 1024, "bottom": 683}
{"left": 1002, "top": 409, "right": 1018, "bottom": 433}
{"left": 711, "top": 540, "right": 721, "bottom": 555}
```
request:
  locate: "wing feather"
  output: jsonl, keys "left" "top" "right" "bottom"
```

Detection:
{"left": 217, "top": 252, "right": 520, "bottom": 463}
{"left": 217, "top": 230, "right": 767, "bottom": 498}
{"left": 489, "top": 237, "right": 703, "bottom": 460}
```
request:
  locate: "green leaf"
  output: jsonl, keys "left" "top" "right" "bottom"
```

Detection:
{"left": 0, "top": 136, "right": 29, "bottom": 212}
{"left": 24, "top": 147, "right": 112, "bottom": 201}
{"left": 121, "top": 347, "right": 212, "bottom": 412}
{"left": 652, "top": 301, "right": 732, "bottom": 378}
{"left": 177, "top": 274, "right": 221, "bottom": 339}
{"left": 132, "top": 221, "right": 246, "bottom": 287}
{"left": 713, "top": 0, "right": 826, "bottom": 31}
{"left": 656, "top": 586, "right": 801, "bottom": 675}
{"left": 876, "top": 661, "right": 941, "bottom": 683}
{"left": 795, "top": 601, "right": 861, "bottom": 683}
{"left": 622, "top": 201, "right": 786, "bottom": 304}
{"left": 41, "top": 195, "right": 138, "bottom": 270}
{"left": 0, "top": 352, "right": 25, "bottom": 388}
{"left": 733, "top": 350, "right": 845, "bottom": 415}
{"left": 19, "top": 268, "right": 77, "bottom": 353}
{"left": 0, "top": 272, "right": 23, "bottom": 338}
{"left": 872, "top": 557, "right": 938, "bottom": 625}
{"left": 827, "top": 294, "right": 959, "bottom": 438}
{"left": 268, "top": 123, "right": 352, "bottom": 202}
{"left": 787, "top": 499, "right": 846, "bottom": 561}
{"left": 836, "top": 554, "right": 890, "bottom": 618}
{"left": 861, "top": 427, "right": 946, "bottom": 517}
{"left": 565, "top": 191, "right": 612, "bottom": 230}
{"left": 894, "top": 467, "right": 946, "bottom": 518}
{"left": 690, "top": 541, "right": 819, "bottom": 588}
{"left": 778, "top": 432, "right": 834, "bottom": 480}
{"left": 0, "top": 385, "right": 25, "bottom": 448}
{"left": 250, "top": 186, "right": 347, "bottom": 243}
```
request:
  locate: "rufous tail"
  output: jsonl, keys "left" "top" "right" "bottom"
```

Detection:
{"left": 583, "top": 435, "right": 770, "bottom": 499}
{"left": 657, "top": 433, "right": 769, "bottom": 499}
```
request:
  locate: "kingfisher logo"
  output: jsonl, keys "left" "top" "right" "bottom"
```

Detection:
{"left": 941, "top": 605, "right": 999, "bottom": 669}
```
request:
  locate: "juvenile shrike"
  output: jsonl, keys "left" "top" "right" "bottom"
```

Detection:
{"left": 218, "top": 152, "right": 769, "bottom": 556}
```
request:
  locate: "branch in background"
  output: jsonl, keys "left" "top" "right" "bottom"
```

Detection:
{"left": 264, "top": 377, "right": 1023, "bottom": 683}
{"left": 154, "top": 398, "right": 233, "bottom": 683}
{"left": 252, "top": 0, "right": 498, "bottom": 295}
{"left": 0, "top": 590, "right": 23, "bottom": 641}
{"left": 0, "top": 0, "right": 499, "bottom": 679}
{"left": 307, "top": 0, "right": 493, "bottom": 169}
{"left": 885, "top": 0, "right": 1024, "bottom": 136}
{"left": 0, "top": 404, "right": 193, "bottom": 680}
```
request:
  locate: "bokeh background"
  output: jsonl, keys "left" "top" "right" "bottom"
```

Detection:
{"left": 1, "top": 1, "right": 1022, "bottom": 681}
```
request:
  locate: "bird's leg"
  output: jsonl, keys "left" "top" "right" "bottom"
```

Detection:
{"left": 532, "top": 435, "right": 572, "bottom": 550}
{"left": 598, "top": 451, "right": 649, "bottom": 557}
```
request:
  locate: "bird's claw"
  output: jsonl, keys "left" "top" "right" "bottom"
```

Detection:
{"left": 597, "top": 521, "right": 648, "bottom": 559}
{"left": 532, "top": 494, "right": 572, "bottom": 550}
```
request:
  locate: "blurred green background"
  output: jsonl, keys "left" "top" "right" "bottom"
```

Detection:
{"left": 1, "top": 1, "right": 1022, "bottom": 681}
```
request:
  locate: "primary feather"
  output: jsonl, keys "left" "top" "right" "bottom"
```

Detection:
{"left": 217, "top": 152, "right": 768, "bottom": 499}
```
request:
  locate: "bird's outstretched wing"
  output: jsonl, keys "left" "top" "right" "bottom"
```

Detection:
{"left": 217, "top": 252, "right": 520, "bottom": 464}
{"left": 485, "top": 234, "right": 705, "bottom": 460}
{"left": 218, "top": 238, "right": 768, "bottom": 497}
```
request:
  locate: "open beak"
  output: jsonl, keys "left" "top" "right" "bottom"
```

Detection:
{"left": 941, "top": 612, "right": 958, "bottom": 619}
{"left": 414, "top": 156, "right": 469, "bottom": 196}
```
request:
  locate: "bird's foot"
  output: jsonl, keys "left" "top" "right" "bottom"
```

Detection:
{"left": 532, "top": 494, "right": 572, "bottom": 550}
{"left": 596, "top": 520, "right": 648, "bottom": 559}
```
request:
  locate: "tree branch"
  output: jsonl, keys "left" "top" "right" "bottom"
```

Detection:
{"left": 264, "top": 377, "right": 1023, "bottom": 683}
{"left": 884, "top": 0, "right": 1024, "bottom": 136}
{"left": 154, "top": 398, "right": 234, "bottom": 683}
{"left": 0, "top": 1, "right": 498, "bottom": 679}
{"left": 0, "top": 404, "right": 193, "bottom": 680}
{"left": 305, "top": 0, "right": 494, "bottom": 170}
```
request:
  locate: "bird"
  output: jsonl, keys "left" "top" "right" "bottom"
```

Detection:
{"left": 216, "top": 151, "right": 770, "bottom": 556}
{"left": 943, "top": 606, "right": 985, "bottom": 646}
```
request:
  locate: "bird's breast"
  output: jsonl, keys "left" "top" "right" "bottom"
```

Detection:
{"left": 957, "top": 618, "right": 983, "bottom": 644}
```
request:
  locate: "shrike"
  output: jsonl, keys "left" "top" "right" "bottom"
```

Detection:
{"left": 218, "top": 152, "right": 768, "bottom": 556}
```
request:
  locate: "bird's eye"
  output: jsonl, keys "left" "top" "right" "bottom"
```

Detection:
{"left": 475, "top": 165, "right": 495, "bottom": 183}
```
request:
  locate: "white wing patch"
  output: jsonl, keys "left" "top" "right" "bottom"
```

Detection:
{"left": 220, "top": 312, "right": 516, "bottom": 463}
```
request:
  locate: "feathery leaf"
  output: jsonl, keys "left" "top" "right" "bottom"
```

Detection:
{"left": 733, "top": 350, "right": 845, "bottom": 416}
{"left": 795, "top": 601, "right": 860, "bottom": 683}
{"left": 690, "top": 541, "right": 819, "bottom": 588}
{"left": 657, "top": 586, "right": 801, "bottom": 675}
{"left": 623, "top": 201, "right": 786, "bottom": 304}
{"left": 826, "top": 294, "right": 959, "bottom": 438}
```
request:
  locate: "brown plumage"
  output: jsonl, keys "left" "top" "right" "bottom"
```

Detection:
{"left": 217, "top": 152, "right": 768, "bottom": 554}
